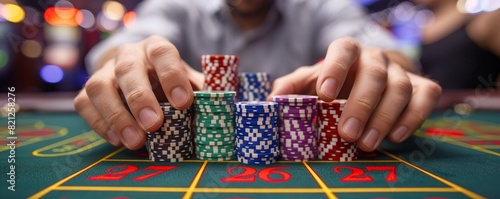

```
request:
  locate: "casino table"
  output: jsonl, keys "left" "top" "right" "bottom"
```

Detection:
{"left": 1, "top": 110, "right": 499, "bottom": 199}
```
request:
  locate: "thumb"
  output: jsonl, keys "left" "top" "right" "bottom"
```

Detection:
{"left": 267, "top": 66, "right": 317, "bottom": 101}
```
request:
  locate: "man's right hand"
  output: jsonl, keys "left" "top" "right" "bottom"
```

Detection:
{"left": 74, "top": 36, "right": 203, "bottom": 150}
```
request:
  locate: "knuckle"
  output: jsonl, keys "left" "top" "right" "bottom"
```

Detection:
{"left": 106, "top": 109, "right": 126, "bottom": 127}
{"left": 73, "top": 93, "right": 87, "bottom": 112}
{"left": 369, "top": 64, "right": 388, "bottom": 82}
{"left": 157, "top": 67, "right": 183, "bottom": 80}
{"left": 148, "top": 43, "right": 175, "bottom": 59}
{"left": 85, "top": 78, "right": 107, "bottom": 97}
{"left": 351, "top": 98, "right": 375, "bottom": 115}
{"left": 425, "top": 81, "right": 443, "bottom": 100}
{"left": 124, "top": 88, "right": 147, "bottom": 105}
{"left": 369, "top": 48, "right": 389, "bottom": 63}
{"left": 411, "top": 110, "right": 428, "bottom": 124}
{"left": 145, "top": 35, "right": 164, "bottom": 43}
{"left": 89, "top": 118, "right": 106, "bottom": 133}
{"left": 374, "top": 111, "right": 394, "bottom": 127}
{"left": 392, "top": 77, "right": 413, "bottom": 97}
{"left": 337, "top": 37, "right": 360, "bottom": 52}
{"left": 114, "top": 60, "right": 135, "bottom": 77}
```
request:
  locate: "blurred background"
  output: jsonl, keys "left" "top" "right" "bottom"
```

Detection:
{"left": 0, "top": 0, "right": 498, "bottom": 93}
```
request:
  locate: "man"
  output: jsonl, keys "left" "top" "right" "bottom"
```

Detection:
{"left": 74, "top": 0, "right": 442, "bottom": 152}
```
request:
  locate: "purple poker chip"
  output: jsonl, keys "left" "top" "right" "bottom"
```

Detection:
{"left": 272, "top": 95, "right": 319, "bottom": 105}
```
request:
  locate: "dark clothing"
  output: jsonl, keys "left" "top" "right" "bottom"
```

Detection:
{"left": 420, "top": 21, "right": 500, "bottom": 89}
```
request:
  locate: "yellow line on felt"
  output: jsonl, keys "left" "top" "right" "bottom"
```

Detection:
{"left": 54, "top": 186, "right": 188, "bottom": 192}
{"left": 28, "top": 147, "right": 126, "bottom": 199}
{"left": 102, "top": 159, "right": 399, "bottom": 163}
{"left": 302, "top": 162, "right": 337, "bottom": 199}
{"left": 311, "top": 160, "right": 400, "bottom": 163}
{"left": 380, "top": 149, "right": 486, "bottom": 199}
{"left": 446, "top": 140, "right": 500, "bottom": 157}
{"left": 53, "top": 186, "right": 457, "bottom": 193}
{"left": 329, "top": 187, "right": 456, "bottom": 193}
{"left": 415, "top": 134, "right": 500, "bottom": 157}
{"left": 182, "top": 161, "right": 208, "bottom": 199}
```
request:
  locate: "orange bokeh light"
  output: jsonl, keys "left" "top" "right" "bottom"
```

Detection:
{"left": 44, "top": 7, "right": 82, "bottom": 27}
{"left": 123, "top": 11, "right": 136, "bottom": 28}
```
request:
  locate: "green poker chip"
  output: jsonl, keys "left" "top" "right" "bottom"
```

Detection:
{"left": 195, "top": 127, "right": 235, "bottom": 134}
{"left": 196, "top": 155, "right": 235, "bottom": 161}
{"left": 194, "top": 91, "right": 236, "bottom": 98}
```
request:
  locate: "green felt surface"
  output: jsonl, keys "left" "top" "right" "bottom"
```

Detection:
{"left": 0, "top": 111, "right": 499, "bottom": 199}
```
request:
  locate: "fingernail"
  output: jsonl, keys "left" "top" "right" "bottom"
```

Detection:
{"left": 139, "top": 107, "right": 158, "bottom": 129}
{"left": 343, "top": 117, "right": 361, "bottom": 139}
{"left": 362, "top": 128, "right": 379, "bottom": 149}
{"left": 391, "top": 126, "right": 408, "bottom": 142}
{"left": 122, "top": 127, "right": 140, "bottom": 148}
{"left": 171, "top": 86, "right": 188, "bottom": 107}
{"left": 321, "top": 78, "right": 337, "bottom": 99}
{"left": 106, "top": 130, "right": 120, "bottom": 146}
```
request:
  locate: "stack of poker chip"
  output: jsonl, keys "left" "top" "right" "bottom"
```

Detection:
{"left": 272, "top": 95, "right": 318, "bottom": 161}
{"left": 317, "top": 100, "right": 358, "bottom": 161}
{"left": 193, "top": 91, "right": 236, "bottom": 161}
{"left": 238, "top": 72, "right": 272, "bottom": 101}
{"left": 235, "top": 102, "right": 280, "bottom": 165}
{"left": 201, "top": 55, "right": 239, "bottom": 92}
{"left": 146, "top": 102, "right": 192, "bottom": 162}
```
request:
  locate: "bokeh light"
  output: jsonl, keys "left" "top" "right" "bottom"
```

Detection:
{"left": 103, "top": 1, "right": 125, "bottom": 21}
{"left": 391, "top": 2, "right": 416, "bottom": 24}
{"left": 44, "top": 44, "right": 80, "bottom": 70}
{"left": 21, "top": 40, "right": 43, "bottom": 58}
{"left": 76, "top": 9, "right": 95, "bottom": 29}
{"left": 123, "top": 11, "right": 136, "bottom": 28}
{"left": 2, "top": 4, "right": 25, "bottom": 23}
{"left": 40, "top": 65, "right": 64, "bottom": 83}
{"left": 0, "top": 49, "right": 8, "bottom": 69}
{"left": 54, "top": 0, "right": 75, "bottom": 19}
{"left": 97, "top": 12, "right": 120, "bottom": 32}
{"left": 414, "top": 10, "right": 434, "bottom": 28}
{"left": 45, "top": 26, "right": 81, "bottom": 43}
{"left": 22, "top": 7, "right": 41, "bottom": 26}
{"left": 45, "top": 7, "right": 82, "bottom": 27}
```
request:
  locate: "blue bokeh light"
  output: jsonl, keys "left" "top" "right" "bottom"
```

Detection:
{"left": 40, "top": 64, "right": 64, "bottom": 83}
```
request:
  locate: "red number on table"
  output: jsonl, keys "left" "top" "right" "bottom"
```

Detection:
{"left": 220, "top": 166, "right": 257, "bottom": 183}
{"left": 133, "top": 166, "right": 177, "bottom": 181}
{"left": 334, "top": 166, "right": 397, "bottom": 183}
{"left": 88, "top": 165, "right": 177, "bottom": 181}
{"left": 88, "top": 165, "right": 139, "bottom": 181}
{"left": 221, "top": 166, "right": 291, "bottom": 183}
{"left": 334, "top": 166, "right": 374, "bottom": 182}
{"left": 258, "top": 166, "right": 292, "bottom": 182}
{"left": 366, "top": 166, "right": 397, "bottom": 182}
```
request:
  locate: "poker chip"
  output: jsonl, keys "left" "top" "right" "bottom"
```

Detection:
{"left": 238, "top": 72, "right": 271, "bottom": 101}
{"left": 235, "top": 101, "right": 279, "bottom": 165}
{"left": 272, "top": 95, "right": 318, "bottom": 161}
{"left": 202, "top": 55, "right": 239, "bottom": 92}
{"left": 146, "top": 102, "right": 192, "bottom": 162}
{"left": 194, "top": 91, "right": 236, "bottom": 161}
{"left": 317, "top": 100, "right": 358, "bottom": 162}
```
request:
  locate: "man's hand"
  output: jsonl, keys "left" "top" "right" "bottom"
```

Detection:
{"left": 269, "top": 37, "right": 442, "bottom": 152}
{"left": 74, "top": 36, "right": 203, "bottom": 150}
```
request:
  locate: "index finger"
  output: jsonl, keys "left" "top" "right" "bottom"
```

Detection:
{"left": 144, "top": 36, "right": 194, "bottom": 110}
{"left": 316, "top": 37, "right": 361, "bottom": 101}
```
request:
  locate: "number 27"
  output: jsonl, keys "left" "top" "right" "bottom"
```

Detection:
{"left": 334, "top": 166, "right": 397, "bottom": 182}
{"left": 88, "top": 165, "right": 177, "bottom": 181}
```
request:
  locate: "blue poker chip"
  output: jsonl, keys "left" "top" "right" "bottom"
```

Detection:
{"left": 235, "top": 112, "right": 277, "bottom": 117}
{"left": 237, "top": 155, "right": 277, "bottom": 165}
{"left": 236, "top": 151, "right": 279, "bottom": 159}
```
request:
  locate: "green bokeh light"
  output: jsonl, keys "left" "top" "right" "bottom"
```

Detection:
{"left": 0, "top": 49, "right": 8, "bottom": 69}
